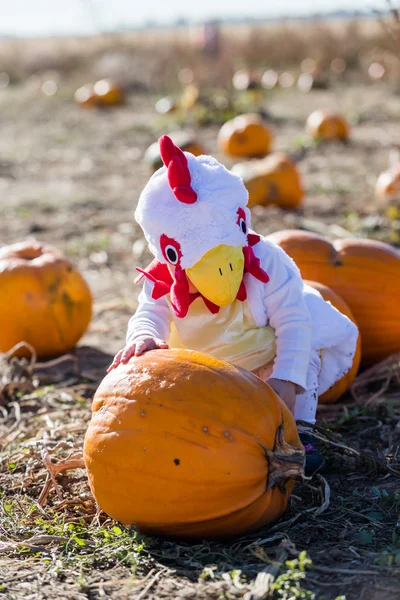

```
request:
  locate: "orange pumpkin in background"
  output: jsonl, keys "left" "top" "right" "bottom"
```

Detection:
{"left": 232, "top": 153, "right": 304, "bottom": 209}
{"left": 268, "top": 230, "right": 400, "bottom": 366}
{"left": 306, "top": 281, "right": 361, "bottom": 404}
{"left": 218, "top": 114, "right": 273, "bottom": 158}
{"left": 74, "top": 84, "right": 97, "bottom": 109}
{"left": 145, "top": 131, "right": 206, "bottom": 172}
{"left": 0, "top": 241, "right": 92, "bottom": 359}
{"left": 93, "top": 79, "right": 124, "bottom": 106}
{"left": 306, "top": 110, "right": 349, "bottom": 141}
{"left": 375, "top": 163, "right": 400, "bottom": 204}
{"left": 84, "top": 349, "right": 304, "bottom": 540}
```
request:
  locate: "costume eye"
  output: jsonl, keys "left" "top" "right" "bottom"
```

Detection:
{"left": 236, "top": 207, "right": 247, "bottom": 235}
{"left": 160, "top": 234, "right": 182, "bottom": 266}
{"left": 165, "top": 245, "right": 179, "bottom": 265}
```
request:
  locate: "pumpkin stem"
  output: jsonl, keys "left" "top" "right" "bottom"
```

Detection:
{"left": 264, "top": 422, "right": 305, "bottom": 491}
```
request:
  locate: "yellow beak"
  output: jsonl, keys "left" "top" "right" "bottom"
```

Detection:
{"left": 186, "top": 245, "right": 244, "bottom": 307}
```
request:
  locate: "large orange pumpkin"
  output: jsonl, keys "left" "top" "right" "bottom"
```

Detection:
{"left": 0, "top": 241, "right": 92, "bottom": 359}
{"left": 305, "top": 281, "right": 361, "bottom": 403}
{"left": 218, "top": 114, "right": 272, "bottom": 158}
{"left": 232, "top": 153, "right": 304, "bottom": 209}
{"left": 84, "top": 349, "right": 304, "bottom": 540}
{"left": 306, "top": 110, "right": 349, "bottom": 141}
{"left": 268, "top": 230, "right": 400, "bottom": 365}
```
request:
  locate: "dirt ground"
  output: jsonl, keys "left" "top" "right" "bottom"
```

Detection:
{"left": 1, "top": 75, "right": 400, "bottom": 599}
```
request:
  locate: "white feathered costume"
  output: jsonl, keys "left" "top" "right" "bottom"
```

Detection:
{"left": 128, "top": 135, "right": 359, "bottom": 423}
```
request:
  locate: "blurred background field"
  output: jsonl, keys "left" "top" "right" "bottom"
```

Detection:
{"left": 3, "top": 11, "right": 400, "bottom": 352}
{"left": 2, "top": 2, "right": 400, "bottom": 599}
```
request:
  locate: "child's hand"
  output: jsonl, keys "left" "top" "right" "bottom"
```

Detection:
{"left": 268, "top": 378, "right": 296, "bottom": 414}
{"left": 107, "top": 337, "right": 169, "bottom": 372}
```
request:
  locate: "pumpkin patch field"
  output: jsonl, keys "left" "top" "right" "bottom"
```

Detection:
{"left": 1, "top": 22, "right": 400, "bottom": 600}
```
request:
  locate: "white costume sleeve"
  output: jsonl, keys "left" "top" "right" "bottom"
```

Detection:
{"left": 126, "top": 278, "right": 171, "bottom": 344}
{"left": 261, "top": 241, "right": 312, "bottom": 392}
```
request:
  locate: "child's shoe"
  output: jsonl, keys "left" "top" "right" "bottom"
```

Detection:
{"left": 299, "top": 432, "right": 326, "bottom": 476}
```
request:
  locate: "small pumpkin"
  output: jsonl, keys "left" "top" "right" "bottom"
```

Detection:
{"left": 155, "top": 96, "right": 177, "bottom": 115}
{"left": 232, "top": 153, "right": 304, "bottom": 209}
{"left": 145, "top": 131, "right": 206, "bottom": 172}
{"left": 84, "top": 349, "right": 304, "bottom": 540}
{"left": 179, "top": 83, "right": 200, "bottom": 111}
{"left": 268, "top": 230, "right": 400, "bottom": 366}
{"left": 218, "top": 114, "right": 273, "bottom": 158}
{"left": 74, "top": 84, "right": 97, "bottom": 109}
{"left": 93, "top": 79, "right": 124, "bottom": 106}
{"left": 306, "top": 110, "right": 349, "bottom": 141}
{"left": 0, "top": 241, "right": 92, "bottom": 359}
{"left": 375, "top": 164, "right": 400, "bottom": 204}
{"left": 306, "top": 281, "right": 361, "bottom": 403}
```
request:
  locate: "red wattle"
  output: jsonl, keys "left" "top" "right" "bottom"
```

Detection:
{"left": 247, "top": 233, "right": 261, "bottom": 247}
{"left": 236, "top": 280, "right": 247, "bottom": 302}
{"left": 170, "top": 266, "right": 191, "bottom": 318}
{"left": 243, "top": 245, "right": 269, "bottom": 283}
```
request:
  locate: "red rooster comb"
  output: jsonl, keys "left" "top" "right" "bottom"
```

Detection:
{"left": 159, "top": 135, "right": 197, "bottom": 204}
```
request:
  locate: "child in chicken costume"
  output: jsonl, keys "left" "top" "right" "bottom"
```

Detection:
{"left": 109, "top": 135, "right": 359, "bottom": 473}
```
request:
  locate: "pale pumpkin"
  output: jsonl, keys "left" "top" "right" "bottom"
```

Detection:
{"left": 218, "top": 114, "right": 272, "bottom": 158}
{"left": 306, "top": 110, "right": 349, "bottom": 141}
{"left": 268, "top": 230, "right": 400, "bottom": 365}
{"left": 93, "top": 79, "right": 124, "bottom": 106}
{"left": 74, "top": 84, "right": 97, "bottom": 109}
{"left": 145, "top": 131, "right": 206, "bottom": 172}
{"left": 305, "top": 281, "right": 361, "bottom": 403}
{"left": 0, "top": 241, "right": 92, "bottom": 359}
{"left": 84, "top": 349, "right": 304, "bottom": 540}
{"left": 155, "top": 96, "right": 177, "bottom": 115}
{"left": 375, "top": 164, "right": 400, "bottom": 204}
{"left": 179, "top": 83, "right": 200, "bottom": 111}
{"left": 232, "top": 153, "right": 304, "bottom": 209}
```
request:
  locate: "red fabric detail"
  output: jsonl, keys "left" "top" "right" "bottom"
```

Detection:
{"left": 203, "top": 297, "right": 220, "bottom": 314}
{"left": 236, "top": 280, "right": 247, "bottom": 302}
{"left": 243, "top": 245, "right": 270, "bottom": 284}
{"left": 160, "top": 135, "right": 186, "bottom": 165}
{"left": 247, "top": 233, "right": 261, "bottom": 246}
{"left": 236, "top": 207, "right": 246, "bottom": 226}
{"left": 159, "top": 135, "right": 197, "bottom": 204}
{"left": 135, "top": 262, "right": 172, "bottom": 300}
{"left": 170, "top": 266, "right": 191, "bottom": 318}
{"left": 134, "top": 258, "right": 162, "bottom": 284}
{"left": 159, "top": 234, "right": 183, "bottom": 267}
{"left": 173, "top": 185, "right": 198, "bottom": 204}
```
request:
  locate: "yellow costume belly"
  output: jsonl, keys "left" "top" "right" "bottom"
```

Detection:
{"left": 167, "top": 296, "right": 276, "bottom": 372}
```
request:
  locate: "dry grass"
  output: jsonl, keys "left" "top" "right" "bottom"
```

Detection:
{"left": 1, "top": 346, "right": 400, "bottom": 599}
{"left": 1, "top": 16, "right": 400, "bottom": 90}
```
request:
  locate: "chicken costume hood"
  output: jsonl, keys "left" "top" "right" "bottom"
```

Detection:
{"left": 135, "top": 135, "right": 269, "bottom": 318}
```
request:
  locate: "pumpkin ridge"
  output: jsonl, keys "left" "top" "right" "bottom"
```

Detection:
{"left": 95, "top": 400, "right": 270, "bottom": 455}
{"left": 84, "top": 349, "right": 302, "bottom": 539}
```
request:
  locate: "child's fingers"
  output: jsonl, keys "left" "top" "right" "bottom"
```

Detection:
{"left": 121, "top": 345, "right": 136, "bottom": 363}
{"left": 134, "top": 341, "right": 148, "bottom": 356}
{"left": 107, "top": 349, "right": 124, "bottom": 372}
{"left": 155, "top": 338, "right": 169, "bottom": 349}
